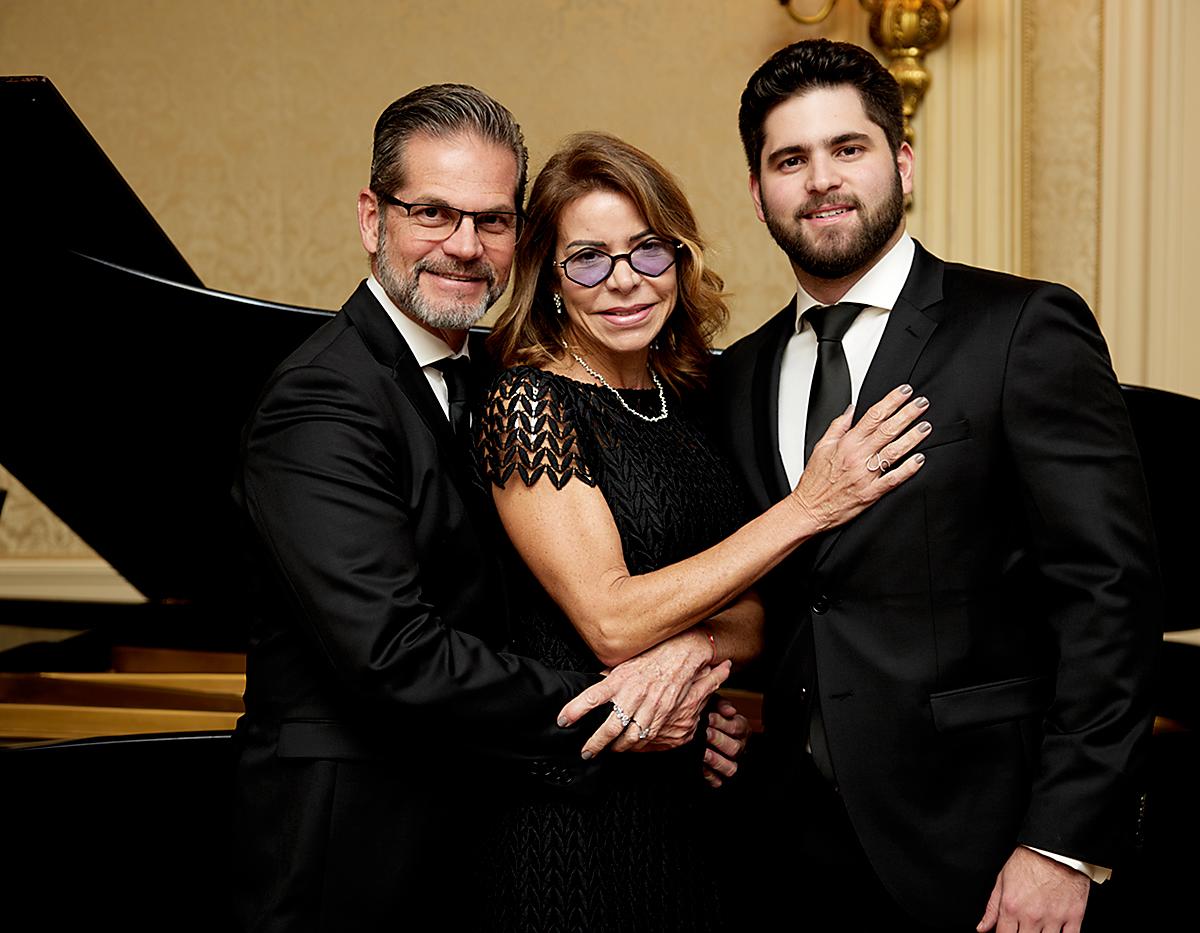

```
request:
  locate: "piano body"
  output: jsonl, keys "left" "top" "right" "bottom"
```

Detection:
{"left": 1, "top": 76, "right": 1197, "bottom": 927}
{"left": 0, "top": 76, "right": 332, "bottom": 929}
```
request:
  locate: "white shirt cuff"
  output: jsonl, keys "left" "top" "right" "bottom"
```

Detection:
{"left": 1024, "top": 846, "right": 1111, "bottom": 884}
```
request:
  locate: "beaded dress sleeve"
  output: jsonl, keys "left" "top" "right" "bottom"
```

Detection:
{"left": 477, "top": 365, "right": 595, "bottom": 491}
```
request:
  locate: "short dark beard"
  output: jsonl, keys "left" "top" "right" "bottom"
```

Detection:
{"left": 762, "top": 170, "right": 905, "bottom": 280}
{"left": 375, "top": 220, "right": 503, "bottom": 331}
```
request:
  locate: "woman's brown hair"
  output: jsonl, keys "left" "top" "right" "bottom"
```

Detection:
{"left": 488, "top": 132, "right": 727, "bottom": 397}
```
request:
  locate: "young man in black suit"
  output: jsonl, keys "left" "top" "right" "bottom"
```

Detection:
{"left": 231, "top": 85, "right": 743, "bottom": 930}
{"left": 712, "top": 40, "right": 1160, "bottom": 932}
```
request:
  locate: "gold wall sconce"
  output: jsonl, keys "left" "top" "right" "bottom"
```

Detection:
{"left": 778, "top": 0, "right": 961, "bottom": 146}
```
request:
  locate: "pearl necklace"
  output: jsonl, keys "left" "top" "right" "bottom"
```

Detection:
{"left": 568, "top": 350, "right": 669, "bottom": 423}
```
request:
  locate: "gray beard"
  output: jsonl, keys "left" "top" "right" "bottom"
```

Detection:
{"left": 375, "top": 226, "right": 502, "bottom": 331}
{"left": 763, "top": 171, "right": 905, "bottom": 281}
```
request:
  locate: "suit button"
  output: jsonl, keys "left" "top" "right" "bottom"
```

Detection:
{"left": 812, "top": 595, "right": 830, "bottom": 614}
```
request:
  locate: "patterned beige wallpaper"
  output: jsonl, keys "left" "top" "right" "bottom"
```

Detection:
{"left": 1026, "top": 0, "right": 1102, "bottom": 307}
{"left": 0, "top": 466, "right": 95, "bottom": 558}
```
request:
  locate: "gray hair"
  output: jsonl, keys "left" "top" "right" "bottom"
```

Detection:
{"left": 370, "top": 83, "right": 528, "bottom": 208}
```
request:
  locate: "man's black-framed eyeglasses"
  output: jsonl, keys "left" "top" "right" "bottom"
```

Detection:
{"left": 552, "top": 238, "right": 683, "bottom": 288}
{"left": 377, "top": 193, "right": 522, "bottom": 243}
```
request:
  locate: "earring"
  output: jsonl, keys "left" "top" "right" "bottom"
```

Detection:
{"left": 553, "top": 293, "right": 564, "bottom": 316}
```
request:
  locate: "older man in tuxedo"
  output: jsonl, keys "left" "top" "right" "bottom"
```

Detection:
{"left": 231, "top": 84, "right": 742, "bottom": 931}
{"left": 712, "top": 40, "right": 1160, "bottom": 932}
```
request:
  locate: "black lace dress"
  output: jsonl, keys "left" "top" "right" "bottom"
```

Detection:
{"left": 475, "top": 365, "right": 744, "bottom": 933}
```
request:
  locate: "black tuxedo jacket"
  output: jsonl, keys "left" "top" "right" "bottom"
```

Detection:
{"left": 230, "top": 282, "right": 597, "bottom": 930}
{"left": 711, "top": 242, "right": 1160, "bottom": 926}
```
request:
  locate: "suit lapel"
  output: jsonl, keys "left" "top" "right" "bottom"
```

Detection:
{"left": 813, "top": 242, "right": 944, "bottom": 569}
{"left": 339, "top": 281, "right": 484, "bottom": 494}
{"left": 854, "top": 242, "right": 944, "bottom": 421}
{"left": 751, "top": 301, "right": 798, "bottom": 505}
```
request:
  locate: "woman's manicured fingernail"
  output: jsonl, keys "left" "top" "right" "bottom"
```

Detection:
{"left": 581, "top": 750, "right": 593, "bottom": 760}
{"left": 918, "top": 421, "right": 931, "bottom": 433}
{"left": 900, "top": 384, "right": 913, "bottom": 394}
{"left": 914, "top": 453, "right": 926, "bottom": 464}
{"left": 915, "top": 396, "right": 929, "bottom": 407}
{"left": 557, "top": 716, "right": 568, "bottom": 727}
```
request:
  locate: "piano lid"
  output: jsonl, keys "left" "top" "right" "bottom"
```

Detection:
{"left": 0, "top": 76, "right": 333, "bottom": 608}
{"left": 0, "top": 76, "right": 200, "bottom": 286}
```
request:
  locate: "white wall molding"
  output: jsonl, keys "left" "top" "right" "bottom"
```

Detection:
{"left": 0, "top": 559, "right": 144, "bottom": 603}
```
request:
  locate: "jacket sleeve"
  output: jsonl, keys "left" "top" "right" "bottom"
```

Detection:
{"left": 240, "top": 361, "right": 603, "bottom": 762}
{"left": 1002, "top": 284, "right": 1161, "bottom": 866}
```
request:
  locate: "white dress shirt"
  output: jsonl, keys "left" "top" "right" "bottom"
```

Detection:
{"left": 366, "top": 275, "right": 468, "bottom": 421}
{"left": 778, "top": 235, "right": 912, "bottom": 487}
{"left": 776, "top": 235, "right": 1108, "bottom": 884}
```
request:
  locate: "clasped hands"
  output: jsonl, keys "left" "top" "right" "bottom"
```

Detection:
{"left": 552, "top": 385, "right": 933, "bottom": 786}
{"left": 556, "top": 629, "right": 750, "bottom": 786}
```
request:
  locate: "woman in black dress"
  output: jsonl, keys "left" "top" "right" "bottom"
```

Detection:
{"left": 477, "top": 132, "right": 928, "bottom": 930}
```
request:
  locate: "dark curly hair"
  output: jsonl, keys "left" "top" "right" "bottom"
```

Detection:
{"left": 739, "top": 38, "right": 904, "bottom": 174}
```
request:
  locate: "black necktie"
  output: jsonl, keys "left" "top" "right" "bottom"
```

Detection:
{"left": 800, "top": 303, "right": 863, "bottom": 786}
{"left": 433, "top": 356, "right": 471, "bottom": 439}
{"left": 804, "top": 302, "right": 865, "bottom": 466}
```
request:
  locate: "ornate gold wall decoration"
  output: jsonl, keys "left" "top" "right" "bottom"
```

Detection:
{"left": 780, "top": 0, "right": 838, "bottom": 26}
{"left": 780, "top": 0, "right": 962, "bottom": 145}
{"left": 862, "top": 0, "right": 959, "bottom": 146}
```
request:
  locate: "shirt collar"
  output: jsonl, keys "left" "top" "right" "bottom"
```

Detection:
{"left": 366, "top": 275, "right": 469, "bottom": 365}
{"left": 793, "top": 232, "right": 915, "bottom": 332}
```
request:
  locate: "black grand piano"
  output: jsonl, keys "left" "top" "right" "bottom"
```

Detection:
{"left": 1, "top": 76, "right": 1196, "bottom": 928}
{"left": 0, "top": 76, "right": 334, "bottom": 930}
